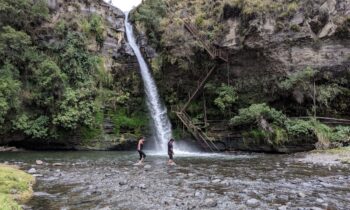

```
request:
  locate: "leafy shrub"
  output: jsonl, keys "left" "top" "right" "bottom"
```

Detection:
{"left": 111, "top": 109, "right": 148, "bottom": 136}
{"left": 12, "top": 114, "right": 49, "bottom": 139}
{"left": 81, "top": 14, "right": 106, "bottom": 48}
{"left": 230, "top": 103, "right": 286, "bottom": 126}
{"left": 0, "top": 63, "right": 20, "bottom": 126}
{"left": 330, "top": 126, "right": 350, "bottom": 145}
{"left": 285, "top": 119, "right": 314, "bottom": 137}
{"left": 214, "top": 84, "right": 238, "bottom": 113}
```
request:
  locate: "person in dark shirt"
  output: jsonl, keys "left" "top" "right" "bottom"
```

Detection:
{"left": 167, "top": 138, "right": 175, "bottom": 165}
{"left": 137, "top": 137, "right": 146, "bottom": 164}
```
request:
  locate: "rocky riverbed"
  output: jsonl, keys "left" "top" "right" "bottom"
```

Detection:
{"left": 0, "top": 151, "right": 349, "bottom": 209}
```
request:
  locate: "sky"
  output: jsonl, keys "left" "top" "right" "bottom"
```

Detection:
{"left": 104, "top": 0, "right": 142, "bottom": 12}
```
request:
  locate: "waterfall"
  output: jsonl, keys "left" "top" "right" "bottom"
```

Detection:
{"left": 124, "top": 12, "right": 172, "bottom": 152}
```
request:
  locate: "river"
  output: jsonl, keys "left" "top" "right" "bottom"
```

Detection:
{"left": 0, "top": 151, "right": 349, "bottom": 209}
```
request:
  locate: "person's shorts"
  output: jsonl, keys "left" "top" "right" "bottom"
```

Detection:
{"left": 168, "top": 153, "right": 173, "bottom": 160}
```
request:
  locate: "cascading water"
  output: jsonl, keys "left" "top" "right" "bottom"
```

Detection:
{"left": 124, "top": 12, "right": 172, "bottom": 152}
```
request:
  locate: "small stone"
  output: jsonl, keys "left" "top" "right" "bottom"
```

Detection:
{"left": 211, "top": 179, "right": 221, "bottom": 184}
{"left": 33, "top": 174, "right": 43, "bottom": 177}
{"left": 277, "top": 195, "right": 289, "bottom": 202}
{"left": 139, "top": 184, "right": 146, "bottom": 189}
{"left": 144, "top": 165, "right": 152, "bottom": 170}
{"left": 278, "top": 206, "right": 287, "bottom": 210}
{"left": 316, "top": 198, "right": 324, "bottom": 203}
{"left": 246, "top": 198, "right": 260, "bottom": 207}
{"left": 298, "top": 192, "right": 306, "bottom": 198}
{"left": 27, "top": 168, "right": 36, "bottom": 174}
{"left": 35, "top": 160, "right": 43, "bottom": 165}
{"left": 204, "top": 198, "right": 217, "bottom": 207}
{"left": 119, "top": 180, "right": 127, "bottom": 186}
{"left": 53, "top": 163, "right": 63, "bottom": 166}
{"left": 194, "top": 191, "right": 205, "bottom": 198}
{"left": 10, "top": 189, "right": 18, "bottom": 194}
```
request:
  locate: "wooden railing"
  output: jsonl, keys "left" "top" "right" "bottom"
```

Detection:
{"left": 292, "top": 117, "right": 350, "bottom": 126}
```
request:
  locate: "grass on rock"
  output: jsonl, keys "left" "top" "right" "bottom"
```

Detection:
{"left": 0, "top": 165, "right": 35, "bottom": 210}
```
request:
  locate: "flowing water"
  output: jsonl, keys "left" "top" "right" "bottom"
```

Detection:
{"left": 1, "top": 151, "right": 349, "bottom": 210}
{"left": 124, "top": 13, "right": 172, "bottom": 152}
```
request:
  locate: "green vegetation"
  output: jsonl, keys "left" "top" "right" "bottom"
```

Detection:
{"left": 214, "top": 84, "right": 238, "bottom": 113}
{"left": 81, "top": 14, "right": 107, "bottom": 48}
{"left": 0, "top": 0, "right": 146, "bottom": 145}
{"left": 231, "top": 103, "right": 286, "bottom": 127}
{"left": 279, "top": 67, "right": 347, "bottom": 117}
{"left": 111, "top": 109, "right": 148, "bottom": 136}
{"left": 131, "top": 0, "right": 166, "bottom": 48}
{"left": 0, "top": 165, "right": 35, "bottom": 210}
{"left": 226, "top": 0, "right": 282, "bottom": 16}
{"left": 231, "top": 103, "right": 350, "bottom": 147}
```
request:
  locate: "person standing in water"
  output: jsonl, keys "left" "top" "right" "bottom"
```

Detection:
{"left": 137, "top": 137, "right": 146, "bottom": 164}
{"left": 167, "top": 138, "right": 175, "bottom": 165}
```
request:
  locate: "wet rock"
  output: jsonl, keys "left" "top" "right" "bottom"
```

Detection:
{"left": 298, "top": 192, "right": 306, "bottom": 198}
{"left": 33, "top": 174, "right": 43, "bottom": 177}
{"left": 144, "top": 165, "right": 152, "bottom": 170}
{"left": 28, "top": 168, "right": 36, "bottom": 174}
{"left": 310, "top": 207, "right": 323, "bottom": 210}
{"left": 291, "top": 13, "right": 305, "bottom": 25}
{"left": 246, "top": 199, "right": 260, "bottom": 207}
{"left": 220, "top": 180, "right": 231, "bottom": 187}
{"left": 53, "top": 163, "right": 63, "bottom": 166}
{"left": 36, "top": 160, "right": 44, "bottom": 165}
{"left": 278, "top": 206, "right": 288, "bottom": 210}
{"left": 119, "top": 180, "right": 127, "bottom": 186}
{"left": 34, "top": 192, "right": 55, "bottom": 197}
{"left": 277, "top": 195, "right": 289, "bottom": 202}
{"left": 139, "top": 184, "right": 146, "bottom": 189}
{"left": 203, "top": 198, "right": 217, "bottom": 207}
{"left": 194, "top": 191, "right": 205, "bottom": 198}
{"left": 316, "top": 198, "right": 324, "bottom": 203}
{"left": 0, "top": 146, "right": 20, "bottom": 152}
{"left": 211, "top": 179, "right": 221, "bottom": 184}
{"left": 324, "top": 202, "right": 338, "bottom": 210}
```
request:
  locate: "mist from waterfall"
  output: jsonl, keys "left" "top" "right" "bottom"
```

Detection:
{"left": 124, "top": 12, "right": 172, "bottom": 153}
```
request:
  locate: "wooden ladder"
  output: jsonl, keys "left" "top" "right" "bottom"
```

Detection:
{"left": 172, "top": 19, "right": 230, "bottom": 151}
{"left": 181, "top": 65, "right": 216, "bottom": 112}
{"left": 176, "top": 111, "right": 220, "bottom": 152}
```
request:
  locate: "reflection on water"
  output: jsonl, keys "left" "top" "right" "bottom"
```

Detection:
{"left": 0, "top": 151, "right": 349, "bottom": 209}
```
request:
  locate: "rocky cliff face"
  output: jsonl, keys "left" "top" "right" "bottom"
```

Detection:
{"left": 45, "top": 0, "right": 134, "bottom": 70}
{"left": 131, "top": 0, "right": 350, "bottom": 152}
{"left": 222, "top": 0, "right": 350, "bottom": 73}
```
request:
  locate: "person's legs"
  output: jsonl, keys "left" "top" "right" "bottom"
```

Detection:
{"left": 140, "top": 150, "right": 146, "bottom": 162}
{"left": 138, "top": 150, "right": 142, "bottom": 160}
{"left": 168, "top": 153, "right": 174, "bottom": 165}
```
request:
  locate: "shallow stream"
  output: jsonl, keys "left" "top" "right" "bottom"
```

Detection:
{"left": 0, "top": 151, "right": 349, "bottom": 209}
